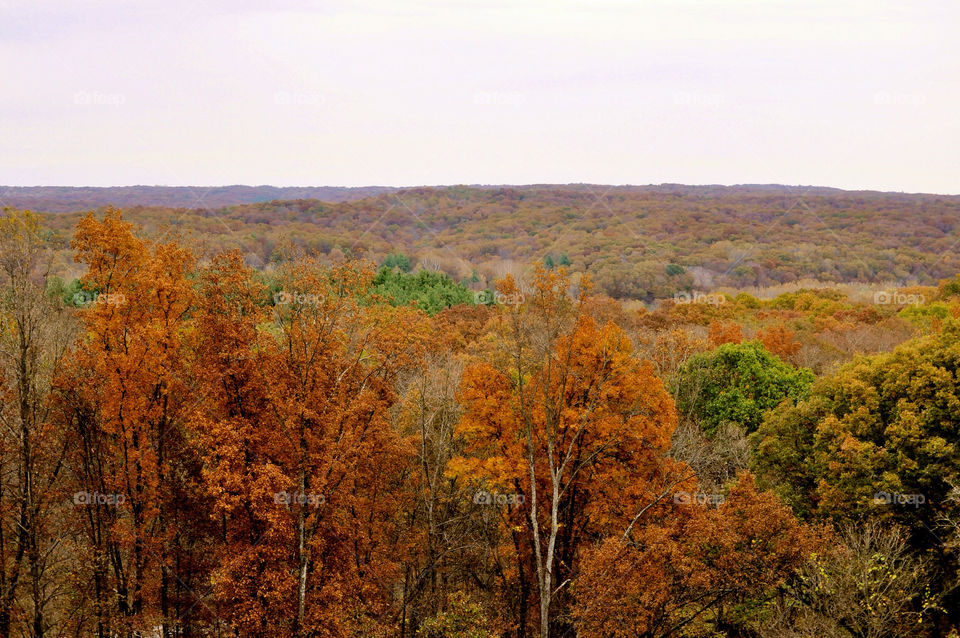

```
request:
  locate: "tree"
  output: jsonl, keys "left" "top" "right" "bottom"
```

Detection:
{"left": 370, "top": 267, "right": 474, "bottom": 315}
{"left": 416, "top": 592, "right": 501, "bottom": 638}
{"left": 571, "top": 473, "right": 818, "bottom": 637}
{"left": 647, "top": 327, "right": 708, "bottom": 378}
{"left": 191, "top": 253, "right": 428, "bottom": 637}
{"left": 763, "top": 523, "right": 935, "bottom": 637}
{"left": 452, "top": 268, "right": 683, "bottom": 637}
{"left": 383, "top": 252, "right": 413, "bottom": 272}
{"left": 751, "top": 322, "right": 960, "bottom": 626}
{"left": 707, "top": 320, "right": 742, "bottom": 347}
{"left": 752, "top": 320, "right": 960, "bottom": 534}
{"left": 673, "top": 341, "right": 815, "bottom": 437}
{"left": 58, "top": 208, "right": 200, "bottom": 636}
{"left": 0, "top": 211, "right": 73, "bottom": 637}
{"left": 757, "top": 322, "right": 801, "bottom": 363}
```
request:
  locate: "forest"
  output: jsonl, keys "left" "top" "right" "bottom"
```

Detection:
{"left": 2, "top": 200, "right": 960, "bottom": 637}
{"left": 22, "top": 185, "right": 960, "bottom": 305}
{"left": 0, "top": 186, "right": 396, "bottom": 213}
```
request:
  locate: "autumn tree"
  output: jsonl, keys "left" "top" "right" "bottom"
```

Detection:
{"left": 392, "top": 339, "right": 503, "bottom": 635}
{"left": 757, "top": 322, "right": 802, "bottom": 363}
{"left": 571, "top": 474, "right": 818, "bottom": 637}
{"left": 0, "top": 211, "right": 74, "bottom": 637}
{"left": 453, "top": 267, "right": 684, "bottom": 637}
{"left": 707, "top": 320, "right": 742, "bottom": 347}
{"left": 646, "top": 327, "right": 708, "bottom": 378}
{"left": 189, "top": 252, "right": 428, "bottom": 637}
{"left": 416, "top": 592, "right": 501, "bottom": 638}
{"left": 56, "top": 209, "right": 201, "bottom": 636}
{"left": 763, "top": 522, "right": 935, "bottom": 637}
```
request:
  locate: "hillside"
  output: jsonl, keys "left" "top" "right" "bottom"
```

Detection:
{"left": 0, "top": 184, "right": 397, "bottom": 212}
{"left": 5, "top": 205, "right": 960, "bottom": 635}
{"left": 30, "top": 184, "right": 960, "bottom": 301}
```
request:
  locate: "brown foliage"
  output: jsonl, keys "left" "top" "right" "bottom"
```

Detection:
{"left": 707, "top": 320, "right": 742, "bottom": 347}
{"left": 572, "top": 474, "right": 820, "bottom": 637}
{"left": 757, "top": 323, "right": 802, "bottom": 363}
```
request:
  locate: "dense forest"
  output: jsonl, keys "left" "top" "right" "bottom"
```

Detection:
{"left": 2, "top": 203, "right": 960, "bottom": 637}
{"left": 23, "top": 185, "right": 960, "bottom": 304}
{"left": 0, "top": 186, "right": 397, "bottom": 213}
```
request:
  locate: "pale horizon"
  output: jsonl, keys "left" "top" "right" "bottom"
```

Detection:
{"left": 4, "top": 182, "right": 959, "bottom": 197}
{"left": 3, "top": 0, "right": 958, "bottom": 193}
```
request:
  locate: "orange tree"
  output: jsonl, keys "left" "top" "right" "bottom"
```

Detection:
{"left": 451, "top": 267, "right": 686, "bottom": 638}
{"left": 188, "top": 251, "right": 428, "bottom": 637}
{"left": 57, "top": 209, "right": 201, "bottom": 636}
{"left": 570, "top": 473, "right": 818, "bottom": 637}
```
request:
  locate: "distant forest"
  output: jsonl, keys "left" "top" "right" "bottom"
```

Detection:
{"left": 0, "top": 185, "right": 397, "bottom": 212}
{"left": 11, "top": 184, "right": 960, "bottom": 302}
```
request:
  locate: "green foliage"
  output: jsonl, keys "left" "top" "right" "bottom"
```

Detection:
{"left": 25, "top": 186, "right": 960, "bottom": 302}
{"left": 674, "top": 341, "right": 815, "bottom": 436}
{"left": 369, "top": 267, "right": 474, "bottom": 315}
{"left": 751, "top": 321, "right": 960, "bottom": 535}
{"left": 543, "top": 254, "right": 556, "bottom": 270}
{"left": 748, "top": 394, "right": 832, "bottom": 517}
{"left": 939, "top": 274, "right": 960, "bottom": 298}
{"left": 898, "top": 301, "right": 949, "bottom": 330}
{"left": 382, "top": 252, "right": 412, "bottom": 272}
{"left": 57, "top": 277, "right": 99, "bottom": 306}
{"left": 665, "top": 263, "right": 685, "bottom": 276}
{"left": 417, "top": 593, "right": 498, "bottom": 638}
{"left": 557, "top": 253, "right": 571, "bottom": 267}
{"left": 734, "top": 292, "right": 760, "bottom": 309}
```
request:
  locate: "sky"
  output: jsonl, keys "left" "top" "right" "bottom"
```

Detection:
{"left": 1, "top": 0, "right": 958, "bottom": 193}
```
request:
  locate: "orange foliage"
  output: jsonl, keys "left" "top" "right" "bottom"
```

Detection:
{"left": 61, "top": 209, "right": 198, "bottom": 633}
{"left": 452, "top": 267, "right": 687, "bottom": 635}
{"left": 707, "top": 321, "right": 742, "bottom": 347}
{"left": 572, "top": 474, "right": 820, "bottom": 637}
{"left": 757, "top": 323, "right": 802, "bottom": 362}
{"left": 189, "top": 253, "right": 428, "bottom": 636}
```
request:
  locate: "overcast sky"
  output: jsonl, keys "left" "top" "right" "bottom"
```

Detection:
{"left": 1, "top": 0, "right": 957, "bottom": 192}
